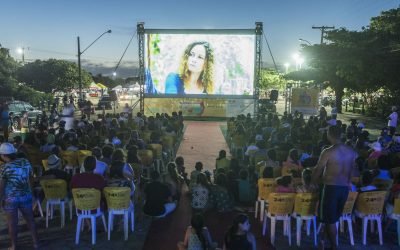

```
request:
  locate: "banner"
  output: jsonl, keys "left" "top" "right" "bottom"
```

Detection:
{"left": 144, "top": 98, "right": 254, "bottom": 117}
{"left": 291, "top": 88, "right": 319, "bottom": 115}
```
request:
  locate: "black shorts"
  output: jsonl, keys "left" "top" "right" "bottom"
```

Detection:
{"left": 318, "top": 185, "right": 349, "bottom": 224}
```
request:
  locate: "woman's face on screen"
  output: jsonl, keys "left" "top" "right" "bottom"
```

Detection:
{"left": 188, "top": 45, "right": 206, "bottom": 73}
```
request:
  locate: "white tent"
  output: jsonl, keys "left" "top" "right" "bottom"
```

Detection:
{"left": 112, "top": 85, "right": 123, "bottom": 91}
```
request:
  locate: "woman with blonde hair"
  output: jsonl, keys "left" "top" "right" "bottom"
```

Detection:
{"left": 165, "top": 41, "right": 214, "bottom": 95}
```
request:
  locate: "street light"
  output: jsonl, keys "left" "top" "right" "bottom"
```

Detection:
{"left": 298, "top": 38, "right": 312, "bottom": 46}
{"left": 77, "top": 29, "right": 111, "bottom": 100}
{"left": 16, "top": 47, "right": 28, "bottom": 63}
{"left": 284, "top": 63, "right": 290, "bottom": 74}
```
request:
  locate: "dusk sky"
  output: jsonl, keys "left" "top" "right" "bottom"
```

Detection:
{"left": 1, "top": 0, "right": 398, "bottom": 76}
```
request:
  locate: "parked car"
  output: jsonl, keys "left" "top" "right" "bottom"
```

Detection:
{"left": 5, "top": 100, "right": 42, "bottom": 129}
{"left": 97, "top": 95, "right": 114, "bottom": 110}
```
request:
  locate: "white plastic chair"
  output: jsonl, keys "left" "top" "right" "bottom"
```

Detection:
{"left": 339, "top": 192, "right": 358, "bottom": 246}
{"left": 255, "top": 178, "right": 275, "bottom": 222}
{"left": 292, "top": 193, "right": 318, "bottom": 247}
{"left": 72, "top": 188, "right": 107, "bottom": 245}
{"left": 388, "top": 198, "right": 400, "bottom": 246}
{"left": 40, "top": 179, "right": 72, "bottom": 228}
{"left": 262, "top": 193, "right": 296, "bottom": 246}
{"left": 355, "top": 191, "right": 386, "bottom": 245}
{"left": 104, "top": 187, "right": 134, "bottom": 241}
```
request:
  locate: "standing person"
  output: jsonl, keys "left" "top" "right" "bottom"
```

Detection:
{"left": 387, "top": 106, "right": 398, "bottom": 136}
{"left": 223, "top": 214, "right": 256, "bottom": 250}
{"left": 165, "top": 41, "right": 214, "bottom": 95}
{"left": 1, "top": 104, "right": 10, "bottom": 142}
{"left": 0, "top": 143, "right": 39, "bottom": 250}
{"left": 311, "top": 126, "right": 358, "bottom": 250}
{"left": 60, "top": 101, "right": 75, "bottom": 131}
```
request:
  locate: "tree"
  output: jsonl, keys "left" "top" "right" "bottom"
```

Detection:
{"left": 91, "top": 73, "right": 125, "bottom": 89}
{"left": 0, "top": 47, "right": 18, "bottom": 96}
{"left": 259, "top": 68, "right": 286, "bottom": 90}
{"left": 17, "top": 59, "right": 93, "bottom": 93}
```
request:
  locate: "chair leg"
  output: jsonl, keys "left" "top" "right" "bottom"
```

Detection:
{"left": 76, "top": 217, "right": 82, "bottom": 245}
{"left": 377, "top": 218, "right": 383, "bottom": 245}
{"left": 260, "top": 200, "right": 265, "bottom": 222}
{"left": 296, "top": 218, "right": 301, "bottom": 247}
{"left": 254, "top": 200, "right": 258, "bottom": 219}
{"left": 108, "top": 213, "right": 112, "bottom": 240}
{"left": 362, "top": 218, "right": 368, "bottom": 245}
{"left": 124, "top": 212, "right": 129, "bottom": 240}
{"left": 46, "top": 202, "right": 50, "bottom": 228}
{"left": 37, "top": 200, "right": 44, "bottom": 218}
{"left": 313, "top": 217, "right": 317, "bottom": 246}
{"left": 397, "top": 218, "right": 400, "bottom": 246}
{"left": 271, "top": 217, "right": 276, "bottom": 246}
{"left": 91, "top": 217, "right": 96, "bottom": 245}
{"left": 371, "top": 220, "right": 375, "bottom": 233}
{"left": 288, "top": 218, "right": 292, "bottom": 246}
{"left": 69, "top": 201, "right": 73, "bottom": 220}
{"left": 306, "top": 220, "right": 311, "bottom": 236}
{"left": 336, "top": 222, "right": 339, "bottom": 246}
{"left": 262, "top": 213, "right": 267, "bottom": 236}
{"left": 347, "top": 218, "right": 354, "bottom": 246}
{"left": 61, "top": 202, "right": 65, "bottom": 228}
{"left": 130, "top": 207, "right": 135, "bottom": 232}
{"left": 102, "top": 214, "right": 107, "bottom": 232}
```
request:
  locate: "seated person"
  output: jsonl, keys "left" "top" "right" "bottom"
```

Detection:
{"left": 224, "top": 214, "right": 256, "bottom": 250}
{"left": 191, "top": 173, "right": 210, "bottom": 211}
{"left": 358, "top": 170, "right": 378, "bottom": 192}
{"left": 70, "top": 156, "right": 106, "bottom": 191}
{"left": 237, "top": 169, "right": 256, "bottom": 204}
{"left": 178, "top": 213, "right": 218, "bottom": 250}
{"left": 41, "top": 154, "right": 70, "bottom": 183}
{"left": 296, "top": 168, "right": 318, "bottom": 193}
{"left": 189, "top": 162, "right": 204, "bottom": 191}
{"left": 107, "top": 160, "right": 135, "bottom": 197}
{"left": 386, "top": 173, "right": 400, "bottom": 216}
{"left": 143, "top": 170, "right": 176, "bottom": 217}
{"left": 209, "top": 173, "right": 234, "bottom": 212}
{"left": 275, "top": 175, "right": 295, "bottom": 193}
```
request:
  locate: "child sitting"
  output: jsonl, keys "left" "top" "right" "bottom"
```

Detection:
{"left": 275, "top": 175, "right": 295, "bottom": 193}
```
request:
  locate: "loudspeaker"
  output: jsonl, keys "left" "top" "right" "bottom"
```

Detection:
{"left": 109, "top": 90, "right": 118, "bottom": 101}
{"left": 270, "top": 90, "right": 278, "bottom": 101}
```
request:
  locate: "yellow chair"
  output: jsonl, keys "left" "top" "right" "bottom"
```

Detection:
{"left": 72, "top": 188, "right": 107, "bottom": 245}
{"left": 138, "top": 149, "right": 154, "bottom": 179}
{"left": 355, "top": 191, "right": 387, "bottom": 245}
{"left": 338, "top": 192, "right": 358, "bottom": 246}
{"left": 61, "top": 150, "right": 79, "bottom": 175}
{"left": 40, "top": 179, "right": 72, "bottom": 228}
{"left": 104, "top": 187, "right": 134, "bottom": 241}
{"left": 77, "top": 150, "right": 92, "bottom": 168}
{"left": 293, "top": 193, "right": 318, "bottom": 247}
{"left": 255, "top": 178, "right": 275, "bottom": 222}
{"left": 388, "top": 198, "right": 400, "bottom": 246}
{"left": 262, "top": 193, "right": 296, "bottom": 246}
{"left": 161, "top": 135, "right": 176, "bottom": 160}
{"left": 148, "top": 143, "right": 164, "bottom": 173}
{"left": 42, "top": 159, "right": 49, "bottom": 172}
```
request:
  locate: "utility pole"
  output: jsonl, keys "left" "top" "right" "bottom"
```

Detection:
{"left": 312, "top": 26, "right": 335, "bottom": 44}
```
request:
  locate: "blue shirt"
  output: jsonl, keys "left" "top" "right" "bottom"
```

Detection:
{"left": 165, "top": 73, "right": 185, "bottom": 94}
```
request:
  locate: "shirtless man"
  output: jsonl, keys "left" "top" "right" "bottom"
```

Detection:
{"left": 311, "top": 125, "right": 357, "bottom": 250}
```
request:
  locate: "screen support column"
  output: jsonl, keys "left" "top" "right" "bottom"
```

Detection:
{"left": 137, "top": 22, "right": 145, "bottom": 115}
{"left": 254, "top": 22, "right": 263, "bottom": 117}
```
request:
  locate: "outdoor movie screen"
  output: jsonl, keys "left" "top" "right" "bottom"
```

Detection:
{"left": 144, "top": 31, "right": 255, "bottom": 97}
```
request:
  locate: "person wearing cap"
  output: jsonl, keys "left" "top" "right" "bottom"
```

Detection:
{"left": 387, "top": 106, "right": 398, "bottom": 136}
{"left": 41, "top": 154, "right": 70, "bottom": 183}
{"left": 0, "top": 143, "right": 39, "bottom": 249}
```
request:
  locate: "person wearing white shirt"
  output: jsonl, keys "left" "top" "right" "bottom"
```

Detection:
{"left": 387, "top": 106, "right": 398, "bottom": 136}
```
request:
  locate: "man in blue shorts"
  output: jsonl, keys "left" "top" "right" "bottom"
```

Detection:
{"left": 312, "top": 126, "right": 358, "bottom": 250}
{"left": 0, "top": 143, "right": 39, "bottom": 250}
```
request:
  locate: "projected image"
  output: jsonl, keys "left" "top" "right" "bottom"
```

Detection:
{"left": 145, "top": 33, "right": 255, "bottom": 96}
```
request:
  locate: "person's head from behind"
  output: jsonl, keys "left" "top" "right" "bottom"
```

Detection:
{"left": 167, "top": 162, "right": 178, "bottom": 176}
{"left": 288, "top": 148, "right": 299, "bottom": 162}
{"left": 110, "top": 160, "right": 125, "bottom": 179}
{"left": 276, "top": 175, "right": 292, "bottom": 187}
{"left": 175, "top": 156, "right": 184, "bottom": 166}
{"left": 179, "top": 41, "right": 214, "bottom": 94}
{"left": 302, "top": 168, "right": 312, "bottom": 186}
{"left": 215, "top": 173, "right": 228, "bottom": 187}
{"left": 230, "top": 214, "right": 250, "bottom": 234}
{"left": 92, "top": 147, "right": 102, "bottom": 159}
{"left": 83, "top": 156, "right": 96, "bottom": 173}
{"left": 195, "top": 161, "right": 203, "bottom": 171}
{"left": 102, "top": 144, "right": 114, "bottom": 159}
{"left": 262, "top": 167, "right": 274, "bottom": 178}
{"left": 267, "top": 149, "right": 277, "bottom": 161}
{"left": 361, "top": 170, "right": 377, "bottom": 186}
{"left": 327, "top": 125, "right": 341, "bottom": 144}
{"left": 218, "top": 149, "right": 226, "bottom": 159}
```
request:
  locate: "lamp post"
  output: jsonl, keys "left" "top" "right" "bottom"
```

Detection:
{"left": 284, "top": 63, "right": 290, "bottom": 74}
{"left": 298, "top": 38, "right": 312, "bottom": 46}
{"left": 16, "top": 47, "right": 28, "bottom": 63}
{"left": 77, "top": 29, "right": 111, "bottom": 100}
